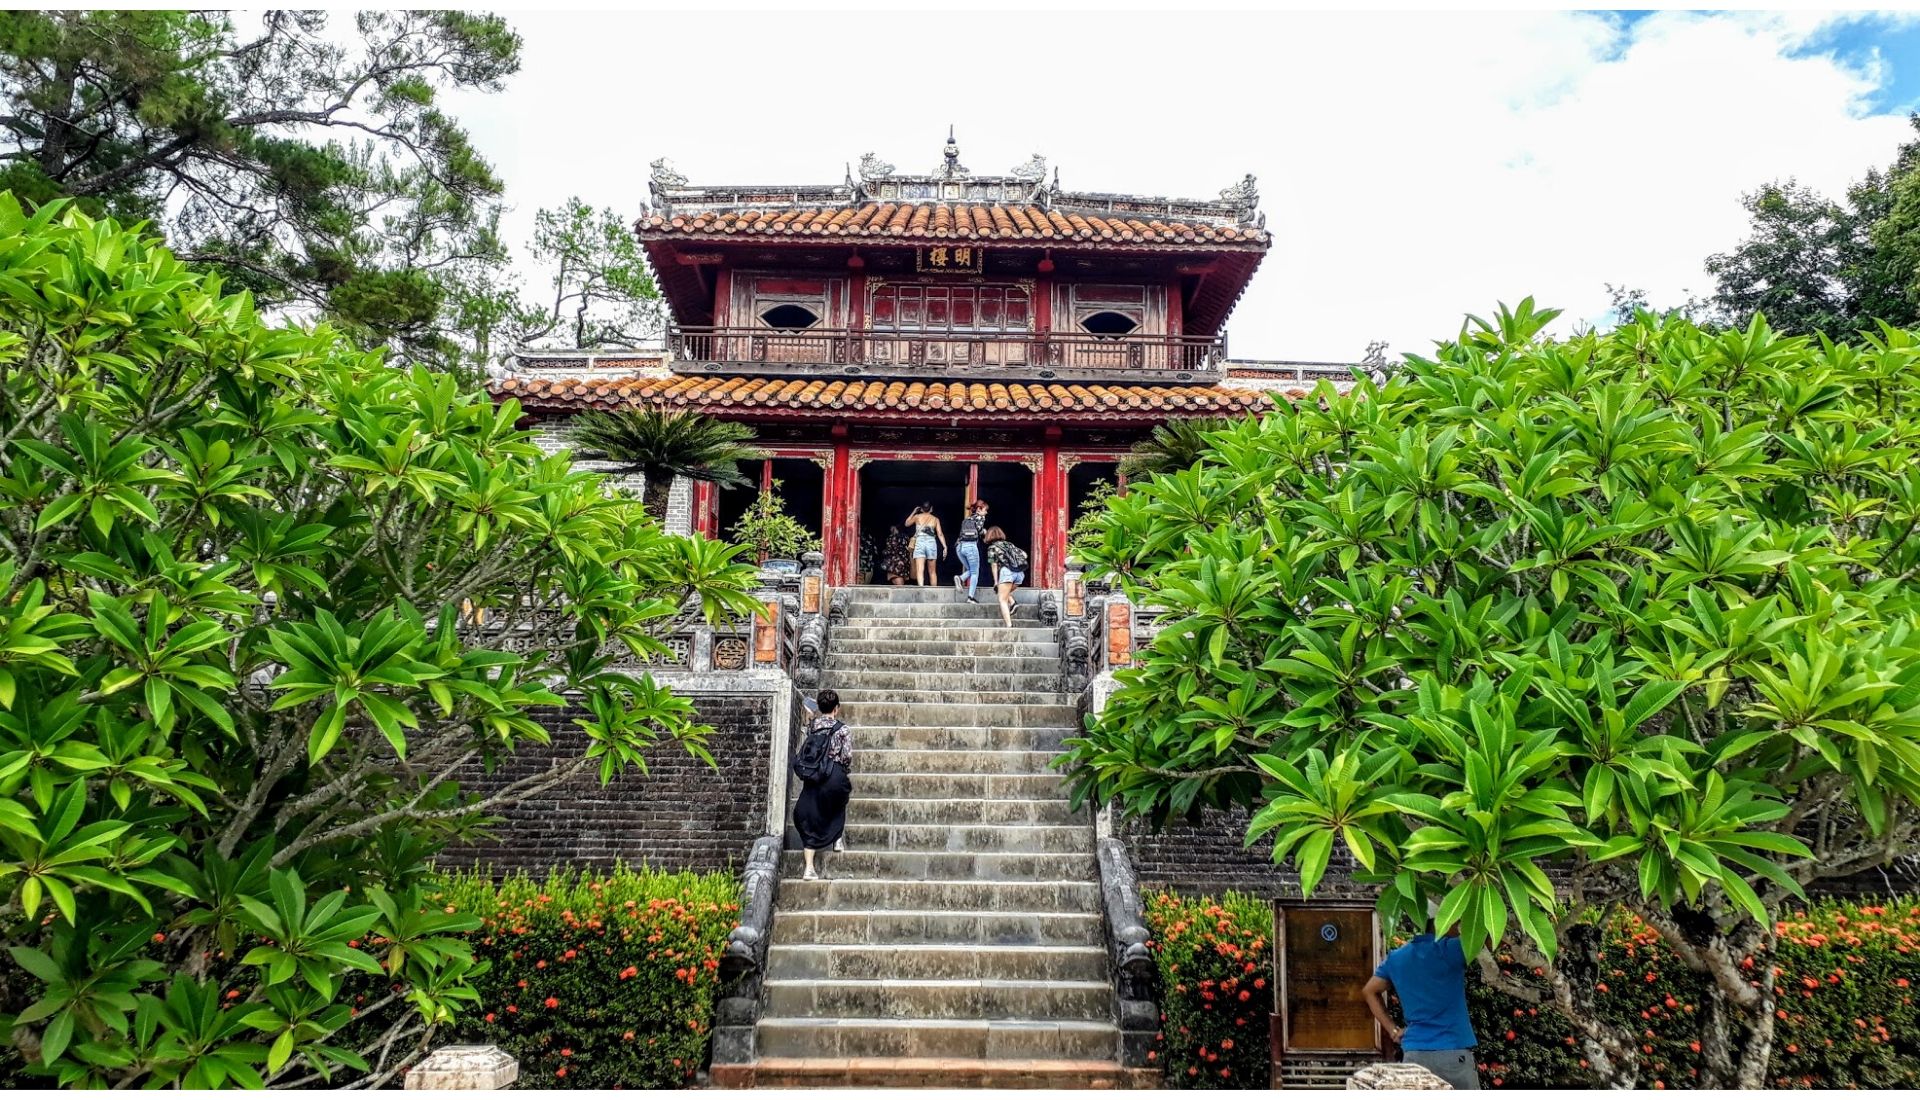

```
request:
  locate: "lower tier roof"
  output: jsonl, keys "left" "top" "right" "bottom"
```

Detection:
{"left": 491, "top": 374, "right": 1310, "bottom": 422}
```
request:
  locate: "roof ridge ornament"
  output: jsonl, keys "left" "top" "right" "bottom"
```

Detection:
{"left": 857, "top": 152, "right": 895, "bottom": 181}
{"left": 1010, "top": 153, "right": 1047, "bottom": 182}
{"left": 1219, "top": 173, "right": 1259, "bottom": 222}
{"left": 650, "top": 157, "right": 689, "bottom": 188}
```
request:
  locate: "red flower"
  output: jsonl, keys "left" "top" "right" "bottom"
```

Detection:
{"left": 544, "top": 996, "right": 559, "bottom": 1009}
{"left": 506, "top": 1005, "right": 517, "bottom": 1014}
{"left": 484, "top": 1013, "right": 495, "bottom": 1024}
{"left": 561, "top": 1049, "right": 573, "bottom": 1057}
{"left": 555, "top": 1068, "right": 567, "bottom": 1079}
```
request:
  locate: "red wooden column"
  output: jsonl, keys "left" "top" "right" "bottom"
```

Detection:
{"left": 1039, "top": 427, "right": 1067, "bottom": 588}
{"left": 826, "top": 428, "right": 854, "bottom": 586}
{"left": 692, "top": 480, "right": 718, "bottom": 537}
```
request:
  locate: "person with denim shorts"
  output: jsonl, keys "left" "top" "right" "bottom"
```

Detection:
{"left": 903, "top": 503, "right": 945, "bottom": 587}
{"left": 982, "top": 526, "right": 1028, "bottom": 628}
{"left": 1362, "top": 911, "right": 1479, "bottom": 1089}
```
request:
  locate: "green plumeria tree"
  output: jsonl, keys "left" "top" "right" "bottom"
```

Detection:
{"left": 1062, "top": 299, "right": 1920, "bottom": 1088}
{"left": 0, "top": 197, "right": 762, "bottom": 1086}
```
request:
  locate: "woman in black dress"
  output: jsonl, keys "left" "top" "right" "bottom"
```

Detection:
{"left": 793, "top": 689, "right": 852, "bottom": 880}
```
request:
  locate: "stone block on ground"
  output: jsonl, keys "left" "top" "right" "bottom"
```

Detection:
{"left": 404, "top": 1045, "right": 518, "bottom": 1089}
{"left": 1348, "top": 1062, "right": 1452, "bottom": 1089}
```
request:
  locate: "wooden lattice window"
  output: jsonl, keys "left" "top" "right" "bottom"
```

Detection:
{"left": 870, "top": 284, "right": 1031, "bottom": 334}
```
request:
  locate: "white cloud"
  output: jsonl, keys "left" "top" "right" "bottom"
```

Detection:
{"left": 444, "top": 9, "right": 1917, "bottom": 361}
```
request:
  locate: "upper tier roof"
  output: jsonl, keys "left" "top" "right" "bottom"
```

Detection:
{"left": 640, "top": 135, "right": 1266, "bottom": 249}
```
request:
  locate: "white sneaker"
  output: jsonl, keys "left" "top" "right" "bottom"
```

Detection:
{"left": 833, "top": 837, "right": 845, "bottom": 852}
{"left": 802, "top": 866, "right": 818, "bottom": 881}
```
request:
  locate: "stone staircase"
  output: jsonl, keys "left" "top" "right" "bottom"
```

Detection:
{"left": 748, "top": 586, "right": 1141, "bottom": 1088}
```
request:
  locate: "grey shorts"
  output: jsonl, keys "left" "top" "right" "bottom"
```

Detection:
{"left": 1404, "top": 1048, "right": 1478, "bottom": 1090}
{"left": 912, "top": 532, "right": 938, "bottom": 559}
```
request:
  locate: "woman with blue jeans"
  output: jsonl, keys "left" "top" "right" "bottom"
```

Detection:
{"left": 953, "top": 500, "right": 989, "bottom": 603}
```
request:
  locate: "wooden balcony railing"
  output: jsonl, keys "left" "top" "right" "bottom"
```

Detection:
{"left": 669, "top": 326, "right": 1226, "bottom": 379}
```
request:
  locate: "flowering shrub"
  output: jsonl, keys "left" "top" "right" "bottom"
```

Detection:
{"left": 430, "top": 865, "right": 740, "bottom": 1088}
{"left": 1144, "top": 891, "right": 1273, "bottom": 1088}
{"left": 1150, "top": 892, "right": 1920, "bottom": 1090}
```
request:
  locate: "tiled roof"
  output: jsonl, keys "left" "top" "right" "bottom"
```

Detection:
{"left": 491, "top": 375, "right": 1302, "bottom": 420}
{"left": 637, "top": 203, "right": 1267, "bottom": 247}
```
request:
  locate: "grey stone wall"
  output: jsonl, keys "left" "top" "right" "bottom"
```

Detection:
{"left": 529, "top": 423, "right": 693, "bottom": 536}
{"left": 443, "top": 691, "right": 773, "bottom": 874}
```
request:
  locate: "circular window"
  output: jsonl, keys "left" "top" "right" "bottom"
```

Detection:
{"left": 760, "top": 304, "right": 820, "bottom": 331}
{"left": 1080, "top": 310, "right": 1139, "bottom": 339}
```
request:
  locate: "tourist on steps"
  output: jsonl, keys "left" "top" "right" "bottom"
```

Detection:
{"left": 1361, "top": 903, "right": 1480, "bottom": 1089}
{"left": 793, "top": 689, "right": 852, "bottom": 881}
{"left": 981, "top": 526, "right": 1029, "bottom": 629}
{"left": 904, "top": 503, "right": 945, "bottom": 586}
{"left": 953, "top": 499, "right": 989, "bottom": 603}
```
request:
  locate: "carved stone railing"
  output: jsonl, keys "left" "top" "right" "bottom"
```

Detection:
{"left": 1096, "top": 833, "right": 1159, "bottom": 1068}
{"left": 1060, "top": 560, "right": 1163, "bottom": 1070}
{"left": 712, "top": 835, "right": 782, "bottom": 1067}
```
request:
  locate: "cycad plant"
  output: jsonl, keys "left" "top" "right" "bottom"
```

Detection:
{"left": 1115, "top": 417, "right": 1233, "bottom": 481}
{"left": 568, "top": 406, "right": 762, "bottom": 521}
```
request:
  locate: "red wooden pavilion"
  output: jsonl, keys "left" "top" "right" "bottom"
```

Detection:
{"left": 491, "top": 136, "right": 1350, "bottom": 587}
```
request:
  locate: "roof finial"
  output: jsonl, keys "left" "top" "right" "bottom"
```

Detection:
{"left": 942, "top": 126, "right": 966, "bottom": 177}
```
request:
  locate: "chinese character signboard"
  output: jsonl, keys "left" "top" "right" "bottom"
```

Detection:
{"left": 915, "top": 246, "right": 986, "bottom": 274}
{"left": 1271, "top": 899, "right": 1381, "bottom": 1078}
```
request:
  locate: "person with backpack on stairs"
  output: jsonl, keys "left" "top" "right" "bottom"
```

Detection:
{"left": 953, "top": 499, "right": 989, "bottom": 604}
{"left": 792, "top": 689, "right": 852, "bottom": 880}
{"left": 981, "top": 526, "right": 1029, "bottom": 629}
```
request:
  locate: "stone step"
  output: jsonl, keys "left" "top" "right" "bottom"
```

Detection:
{"left": 732, "top": 1056, "right": 1144, "bottom": 1090}
{"left": 829, "top": 639, "right": 1060, "bottom": 659}
{"left": 773, "top": 909, "right": 1105, "bottom": 947}
{"left": 837, "top": 702, "right": 1080, "bottom": 728}
{"left": 835, "top": 687, "right": 1071, "bottom": 707}
{"left": 764, "top": 977, "right": 1111, "bottom": 1021}
{"left": 849, "top": 773, "right": 1071, "bottom": 801}
{"left": 842, "top": 821, "right": 1091, "bottom": 853}
{"left": 834, "top": 625, "right": 1057, "bottom": 643}
{"left": 853, "top": 749, "right": 1062, "bottom": 776}
{"left": 766, "top": 943, "right": 1108, "bottom": 982}
{"left": 826, "top": 651, "right": 1060, "bottom": 674}
{"left": 846, "top": 601, "right": 1045, "bottom": 621}
{"left": 839, "top": 585, "right": 1047, "bottom": 606}
{"left": 855, "top": 726, "right": 1076, "bottom": 751}
{"left": 826, "top": 670, "right": 1064, "bottom": 693}
{"left": 848, "top": 795, "right": 1084, "bottom": 826}
{"left": 778, "top": 877, "right": 1101, "bottom": 913}
{"left": 778, "top": 850, "right": 1093, "bottom": 881}
{"left": 754, "top": 1017, "right": 1120, "bottom": 1062}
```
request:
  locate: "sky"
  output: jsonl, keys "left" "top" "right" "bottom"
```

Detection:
{"left": 443, "top": 8, "right": 1920, "bottom": 363}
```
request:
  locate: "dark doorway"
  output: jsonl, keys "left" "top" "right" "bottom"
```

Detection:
{"left": 857, "top": 460, "right": 1032, "bottom": 584}
{"left": 972, "top": 462, "right": 1033, "bottom": 558}
{"left": 718, "top": 457, "right": 825, "bottom": 551}
{"left": 1068, "top": 462, "right": 1120, "bottom": 529}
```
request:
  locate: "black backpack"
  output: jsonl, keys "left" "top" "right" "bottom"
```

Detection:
{"left": 792, "top": 719, "right": 843, "bottom": 783}
{"left": 998, "top": 542, "right": 1029, "bottom": 570}
{"left": 959, "top": 515, "right": 985, "bottom": 542}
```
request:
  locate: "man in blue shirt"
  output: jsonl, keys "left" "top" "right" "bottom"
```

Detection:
{"left": 1361, "top": 912, "right": 1479, "bottom": 1089}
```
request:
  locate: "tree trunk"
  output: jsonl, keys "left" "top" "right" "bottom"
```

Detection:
{"left": 641, "top": 468, "right": 674, "bottom": 523}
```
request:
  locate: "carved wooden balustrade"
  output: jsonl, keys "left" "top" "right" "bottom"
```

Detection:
{"left": 670, "top": 325, "right": 1227, "bottom": 378}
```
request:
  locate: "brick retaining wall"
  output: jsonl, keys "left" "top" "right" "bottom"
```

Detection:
{"left": 444, "top": 692, "right": 773, "bottom": 874}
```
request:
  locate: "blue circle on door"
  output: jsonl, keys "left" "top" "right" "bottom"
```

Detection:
{"left": 1320, "top": 923, "right": 1339, "bottom": 942}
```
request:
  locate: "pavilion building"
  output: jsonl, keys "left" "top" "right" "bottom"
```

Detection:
{"left": 490, "top": 136, "right": 1352, "bottom": 584}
